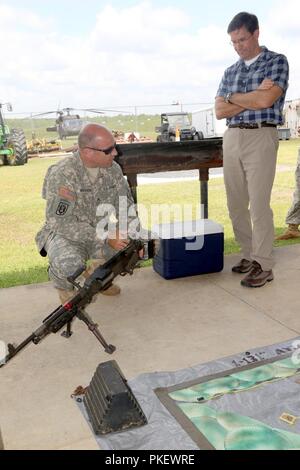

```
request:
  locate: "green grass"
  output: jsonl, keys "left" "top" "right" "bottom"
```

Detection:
{"left": 277, "top": 138, "right": 300, "bottom": 166}
{"left": 1, "top": 138, "right": 300, "bottom": 288}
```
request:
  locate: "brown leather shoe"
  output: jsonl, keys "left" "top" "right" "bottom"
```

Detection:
{"left": 241, "top": 261, "right": 273, "bottom": 288}
{"left": 232, "top": 259, "right": 253, "bottom": 273}
{"left": 101, "top": 284, "right": 121, "bottom": 296}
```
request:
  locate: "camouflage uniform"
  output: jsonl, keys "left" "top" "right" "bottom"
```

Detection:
{"left": 276, "top": 147, "right": 300, "bottom": 240}
{"left": 36, "top": 151, "right": 138, "bottom": 290}
{"left": 285, "top": 147, "right": 300, "bottom": 225}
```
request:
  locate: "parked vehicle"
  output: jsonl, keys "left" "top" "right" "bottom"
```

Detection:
{"left": 283, "top": 99, "right": 300, "bottom": 138}
{"left": 277, "top": 128, "right": 291, "bottom": 140}
{"left": 155, "top": 112, "right": 203, "bottom": 142}
{"left": 192, "top": 107, "right": 226, "bottom": 138}
{"left": 0, "top": 103, "right": 28, "bottom": 166}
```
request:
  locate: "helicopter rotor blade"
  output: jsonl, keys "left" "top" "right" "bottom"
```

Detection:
{"left": 62, "top": 107, "right": 76, "bottom": 114}
{"left": 27, "top": 106, "right": 133, "bottom": 120}
{"left": 82, "top": 108, "right": 132, "bottom": 115}
{"left": 80, "top": 108, "right": 104, "bottom": 115}
{"left": 29, "top": 111, "right": 59, "bottom": 118}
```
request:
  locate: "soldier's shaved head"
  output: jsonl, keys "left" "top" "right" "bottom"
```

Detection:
{"left": 78, "top": 123, "right": 113, "bottom": 149}
{"left": 78, "top": 123, "right": 117, "bottom": 168}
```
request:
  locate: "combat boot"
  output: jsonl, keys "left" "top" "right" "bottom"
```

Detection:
{"left": 276, "top": 224, "right": 300, "bottom": 240}
{"left": 101, "top": 284, "right": 121, "bottom": 296}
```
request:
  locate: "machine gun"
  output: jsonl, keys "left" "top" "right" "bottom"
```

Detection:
{"left": 1, "top": 239, "right": 154, "bottom": 367}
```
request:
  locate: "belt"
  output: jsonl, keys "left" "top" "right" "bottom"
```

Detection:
{"left": 228, "top": 122, "right": 277, "bottom": 129}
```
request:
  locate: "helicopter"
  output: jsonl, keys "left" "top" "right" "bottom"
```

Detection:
{"left": 31, "top": 107, "right": 131, "bottom": 140}
{"left": 31, "top": 108, "right": 102, "bottom": 140}
{"left": 46, "top": 108, "right": 87, "bottom": 139}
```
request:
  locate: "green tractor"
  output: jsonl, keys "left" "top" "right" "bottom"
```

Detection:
{"left": 0, "top": 102, "right": 28, "bottom": 166}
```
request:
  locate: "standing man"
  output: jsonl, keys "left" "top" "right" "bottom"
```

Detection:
{"left": 276, "top": 147, "right": 300, "bottom": 240}
{"left": 215, "top": 12, "right": 289, "bottom": 288}
{"left": 36, "top": 123, "right": 139, "bottom": 303}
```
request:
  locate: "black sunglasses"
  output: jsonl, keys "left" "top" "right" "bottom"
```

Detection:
{"left": 84, "top": 144, "right": 117, "bottom": 155}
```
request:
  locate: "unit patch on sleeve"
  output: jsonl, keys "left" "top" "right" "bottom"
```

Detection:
{"left": 56, "top": 200, "right": 70, "bottom": 216}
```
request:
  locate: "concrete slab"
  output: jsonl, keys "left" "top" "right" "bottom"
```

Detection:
{"left": 0, "top": 245, "right": 299, "bottom": 450}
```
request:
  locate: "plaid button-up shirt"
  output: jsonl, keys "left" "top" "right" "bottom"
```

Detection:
{"left": 216, "top": 46, "right": 289, "bottom": 125}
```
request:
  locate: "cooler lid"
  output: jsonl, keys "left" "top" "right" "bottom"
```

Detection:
{"left": 151, "top": 219, "right": 223, "bottom": 239}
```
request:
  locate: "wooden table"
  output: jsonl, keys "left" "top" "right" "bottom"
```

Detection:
{"left": 116, "top": 139, "right": 223, "bottom": 218}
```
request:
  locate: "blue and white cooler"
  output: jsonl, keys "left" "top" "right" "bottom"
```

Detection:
{"left": 152, "top": 219, "right": 224, "bottom": 280}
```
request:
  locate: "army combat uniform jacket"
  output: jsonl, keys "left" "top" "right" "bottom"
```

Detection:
{"left": 36, "top": 151, "right": 137, "bottom": 256}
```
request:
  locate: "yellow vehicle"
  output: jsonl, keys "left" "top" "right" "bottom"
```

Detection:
{"left": 27, "top": 134, "right": 62, "bottom": 154}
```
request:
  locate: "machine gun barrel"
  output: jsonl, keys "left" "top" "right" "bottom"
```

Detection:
{"left": 1, "top": 334, "right": 36, "bottom": 366}
{"left": 0, "top": 239, "right": 151, "bottom": 368}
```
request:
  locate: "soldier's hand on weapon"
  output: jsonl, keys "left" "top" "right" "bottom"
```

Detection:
{"left": 108, "top": 233, "right": 144, "bottom": 258}
{"left": 108, "top": 231, "right": 129, "bottom": 250}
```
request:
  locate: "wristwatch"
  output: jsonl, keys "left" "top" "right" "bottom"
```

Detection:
{"left": 225, "top": 92, "right": 233, "bottom": 104}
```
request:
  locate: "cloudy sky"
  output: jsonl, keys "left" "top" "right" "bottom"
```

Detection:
{"left": 1, "top": 0, "right": 299, "bottom": 116}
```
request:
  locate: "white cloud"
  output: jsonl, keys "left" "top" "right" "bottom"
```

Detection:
{"left": 262, "top": 0, "right": 300, "bottom": 101}
{"left": 62, "top": 4, "right": 232, "bottom": 109}
{"left": 90, "top": 2, "right": 190, "bottom": 53}
{"left": 0, "top": 4, "right": 51, "bottom": 31}
{"left": 0, "top": 1, "right": 299, "bottom": 115}
{"left": 265, "top": 0, "right": 300, "bottom": 35}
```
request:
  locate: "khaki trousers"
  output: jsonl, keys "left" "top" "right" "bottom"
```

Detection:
{"left": 223, "top": 127, "right": 279, "bottom": 270}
